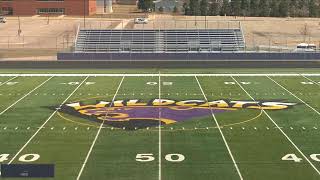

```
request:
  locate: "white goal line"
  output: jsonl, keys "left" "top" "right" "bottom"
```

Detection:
{"left": 0, "top": 73, "right": 319, "bottom": 77}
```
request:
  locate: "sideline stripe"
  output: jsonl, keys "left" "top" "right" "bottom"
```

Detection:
{"left": 8, "top": 76, "right": 89, "bottom": 164}
{"left": 0, "top": 73, "right": 319, "bottom": 77}
{"left": 267, "top": 76, "right": 320, "bottom": 116}
{"left": 0, "top": 76, "right": 53, "bottom": 116}
{"left": 76, "top": 76, "right": 125, "bottom": 180}
{"left": 158, "top": 72, "right": 162, "bottom": 180}
{"left": 301, "top": 75, "right": 320, "bottom": 86}
{"left": 195, "top": 76, "right": 244, "bottom": 180}
{"left": 231, "top": 76, "right": 320, "bottom": 176}
{"left": 0, "top": 76, "right": 18, "bottom": 87}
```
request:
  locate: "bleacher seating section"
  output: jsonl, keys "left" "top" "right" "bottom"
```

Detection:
{"left": 75, "top": 29, "right": 245, "bottom": 53}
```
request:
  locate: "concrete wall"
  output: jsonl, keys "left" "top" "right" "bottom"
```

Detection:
{"left": 0, "top": 60, "right": 319, "bottom": 68}
{"left": 57, "top": 52, "right": 320, "bottom": 61}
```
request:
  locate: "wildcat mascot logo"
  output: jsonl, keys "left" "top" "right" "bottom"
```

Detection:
{"left": 58, "top": 99, "right": 296, "bottom": 130}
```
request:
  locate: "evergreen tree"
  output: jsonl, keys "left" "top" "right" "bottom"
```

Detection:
{"left": 289, "top": 0, "right": 297, "bottom": 17}
{"left": 220, "top": 0, "right": 230, "bottom": 16}
{"left": 308, "top": 0, "right": 317, "bottom": 17}
{"left": 189, "top": 0, "right": 200, "bottom": 15}
{"left": 209, "top": 2, "right": 220, "bottom": 16}
{"left": 269, "top": 0, "right": 279, "bottom": 17}
{"left": 249, "top": 0, "right": 259, "bottom": 16}
{"left": 258, "top": 0, "right": 269, "bottom": 16}
{"left": 278, "top": 0, "right": 289, "bottom": 17}
{"left": 200, "top": 0, "right": 208, "bottom": 16}
{"left": 183, "top": 2, "right": 190, "bottom": 15}
{"left": 231, "top": 0, "right": 241, "bottom": 16}
{"left": 137, "top": 0, "right": 153, "bottom": 12}
{"left": 241, "top": 0, "right": 249, "bottom": 16}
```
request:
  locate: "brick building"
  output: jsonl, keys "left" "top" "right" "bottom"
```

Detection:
{"left": 0, "top": 0, "right": 99, "bottom": 16}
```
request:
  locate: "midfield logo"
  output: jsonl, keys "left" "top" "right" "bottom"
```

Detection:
{"left": 58, "top": 99, "right": 297, "bottom": 130}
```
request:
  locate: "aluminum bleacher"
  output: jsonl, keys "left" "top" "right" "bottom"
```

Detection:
{"left": 75, "top": 29, "right": 245, "bottom": 53}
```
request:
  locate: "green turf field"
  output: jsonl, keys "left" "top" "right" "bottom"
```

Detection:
{"left": 0, "top": 71, "right": 320, "bottom": 180}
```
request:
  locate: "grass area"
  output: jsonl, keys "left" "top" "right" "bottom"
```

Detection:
{"left": 0, "top": 72, "right": 320, "bottom": 179}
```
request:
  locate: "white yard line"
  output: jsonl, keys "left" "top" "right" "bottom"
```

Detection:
{"left": 76, "top": 76, "right": 125, "bottom": 180}
{"left": 8, "top": 76, "right": 89, "bottom": 164}
{"left": 231, "top": 76, "right": 320, "bottom": 176}
{"left": 0, "top": 76, "right": 18, "bottom": 87}
{"left": 158, "top": 72, "right": 162, "bottom": 180}
{"left": 0, "top": 74, "right": 319, "bottom": 77}
{"left": 267, "top": 76, "right": 320, "bottom": 116}
{"left": 195, "top": 76, "right": 244, "bottom": 180}
{"left": 300, "top": 75, "right": 320, "bottom": 86}
{"left": 0, "top": 76, "right": 53, "bottom": 116}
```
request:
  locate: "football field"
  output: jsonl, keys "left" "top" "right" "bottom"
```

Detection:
{"left": 0, "top": 72, "right": 320, "bottom": 180}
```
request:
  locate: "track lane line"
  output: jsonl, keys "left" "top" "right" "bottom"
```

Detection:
{"left": 267, "top": 76, "right": 320, "bottom": 116}
{"left": 0, "top": 76, "right": 53, "bottom": 116}
{"left": 231, "top": 76, "right": 320, "bottom": 176}
{"left": 76, "top": 76, "right": 125, "bottom": 180}
{"left": 8, "top": 76, "right": 89, "bottom": 164}
{"left": 195, "top": 76, "right": 244, "bottom": 180}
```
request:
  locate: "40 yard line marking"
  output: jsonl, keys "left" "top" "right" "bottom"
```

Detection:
{"left": 8, "top": 76, "right": 89, "bottom": 164}
{"left": 231, "top": 76, "right": 320, "bottom": 176}
{"left": 0, "top": 76, "right": 53, "bottom": 116}
{"left": 301, "top": 75, "right": 320, "bottom": 87}
{"left": 76, "top": 76, "right": 125, "bottom": 180}
{"left": 0, "top": 76, "right": 18, "bottom": 87}
{"left": 267, "top": 76, "right": 320, "bottom": 116}
{"left": 195, "top": 76, "right": 244, "bottom": 180}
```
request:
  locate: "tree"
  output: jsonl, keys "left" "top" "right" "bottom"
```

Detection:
{"left": 249, "top": 0, "right": 258, "bottom": 16}
{"left": 209, "top": 2, "right": 220, "bottom": 16}
{"left": 189, "top": 0, "right": 200, "bottom": 15}
{"left": 269, "top": 0, "right": 279, "bottom": 17}
{"left": 231, "top": 0, "right": 241, "bottom": 16}
{"left": 158, "top": 6, "right": 164, "bottom": 12}
{"left": 289, "top": 0, "right": 297, "bottom": 17}
{"left": 241, "top": 0, "right": 249, "bottom": 16}
{"left": 258, "top": 0, "right": 269, "bottom": 17}
{"left": 137, "top": 0, "right": 154, "bottom": 12}
{"left": 200, "top": 0, "right": 208, "bottom": 16}
{"left": 183, "top": 2, "right": 190, "bottom": 15}
{"left": 308, "top": 0, "right": 318, "bottom": 17}
{"left": 137, "top": 0, "right": 145, "bottom": 10}
{"left": 173, "top": 6, "right": 178, "bottom": 13}
{"left": 220, "top": 0, "right": 230, "bottom": 16}
{"left": 278, "top": 0, "right": 289, "bottom": 17}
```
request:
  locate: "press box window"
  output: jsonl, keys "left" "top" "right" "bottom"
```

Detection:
{"left": 37, "top": 8, "right": 65, "bottom": 14}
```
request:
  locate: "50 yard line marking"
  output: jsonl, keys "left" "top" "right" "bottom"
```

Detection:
{"left": 195, "top": 76, "right": 244, "bottom": 180}
{"left": 158, "top": 72, "right": 162, "bottom": 180}
{"left": 8, "top": 76, "right": 89, "bottom": 164}
{"left": 231, "top": 76, "right": 320, "bottom": 176}
{"left": 76, "top": 76, "right": 125, "bottom": 180}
